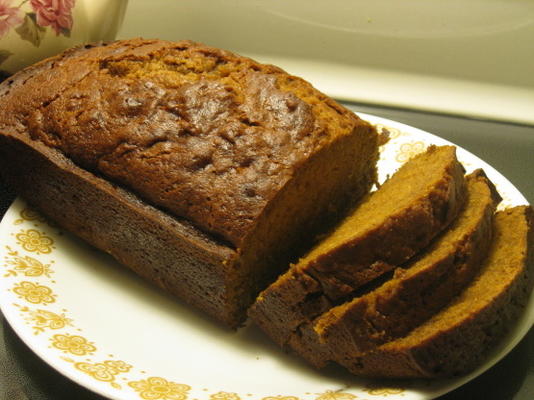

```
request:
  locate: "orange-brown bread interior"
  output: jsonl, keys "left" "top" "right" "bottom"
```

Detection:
{"left": 345, "top": 206, "right": 534, "bottom": 377}
{"left": 315, "top": 169, "right": 501, "bottom": 363}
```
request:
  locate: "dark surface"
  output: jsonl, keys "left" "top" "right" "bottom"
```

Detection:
{"left": 0, "top": 102, "right": 533, "bottom": 399}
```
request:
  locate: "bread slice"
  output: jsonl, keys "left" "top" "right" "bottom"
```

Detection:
{"left": 249, "top": 145, "right": 466, "bottom": 346}
{"left": 0, "top": 39, "right": 379, "bottom": 328}
{"left": 343, "top": 206, "right": 534, "bottom": 378}
{"left": 313, "top": 169, "right": 501, "bottom": 365}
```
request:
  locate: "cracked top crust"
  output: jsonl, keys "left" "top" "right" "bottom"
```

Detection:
{"left": 0, "top": 38, "right": 365, "bottom": 248}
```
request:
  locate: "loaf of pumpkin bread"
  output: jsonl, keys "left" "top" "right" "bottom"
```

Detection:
{"left": 0, "top": 38, "right": 379, "bottom": 328}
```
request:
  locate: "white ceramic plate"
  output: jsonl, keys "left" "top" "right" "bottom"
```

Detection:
{"left": 0, "top": 114, "right": 532, "bottom": 400}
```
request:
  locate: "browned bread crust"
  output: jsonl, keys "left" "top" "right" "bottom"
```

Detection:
{"left": 0, "top": 131, "right": 237, "bottom": 318}
{"left": 0, "top": 39, "right": 379, "bottom": 327}
{"left": 344, "top": 205, "right": 534, "bottom": 378}
{"left": 249, "top": 145, "right": 466, "bottom": 345}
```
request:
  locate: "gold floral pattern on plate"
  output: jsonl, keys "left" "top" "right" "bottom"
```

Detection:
{"left": 315, "top": 390, "right": 357, "bottom": 400}
{"left": 11, "top": 281, "right": 56, "bottom": 305}
{"left": 3, "top": 246, "right": 54, "bottom": 278}
{"left": 362, "top": 386, "right": 405, "bottom": 396}
{"left": 14, "top": 229, "right": 55, "bottom": 254}
{"left": 64, "top": 358, "right": 133, "bottom": 389}
{"left": 13, "top": 208, "right": 49, "bottom": 225}
{"left": 128, "top": 377, "right": 191, "bottom": 400}
{"left": 16, "top": 305, "right": 73, "bottom": 335}
{"left": 395, "top": 141, "right": 427, "bottom": 163}
{"left": 210, "top": 392, "right": 242, "bottom": 400}
{"left": 374, "top": 124, "right": 405, "bottom": 141}
{"left": 50, "top": 333, "right": 97, "bottom": 356}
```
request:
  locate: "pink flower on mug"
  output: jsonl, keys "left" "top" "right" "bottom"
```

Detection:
{"left": 0, "top": 0, "right": 23, "bottom": 38}
{"left": 31, "top": 0, "right": 75, "bottom": 35}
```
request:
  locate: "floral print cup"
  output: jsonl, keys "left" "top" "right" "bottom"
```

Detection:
{"left": 0, "top": 0, "right": 127, "bottom": 77}
{"left": 0, "top": 0, "right": 24, "bottom": 38}
{"left": 29, "top": 0, "right": 76, "bottom": 36}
